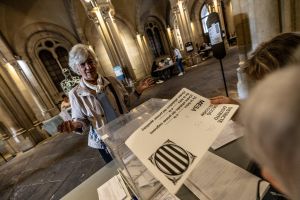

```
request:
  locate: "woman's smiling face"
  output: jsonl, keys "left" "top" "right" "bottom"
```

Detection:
{"left": 78, "top": 54, "right": 98, "bottom": 81}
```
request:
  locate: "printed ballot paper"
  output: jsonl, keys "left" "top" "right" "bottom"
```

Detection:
{"left": 125, "top": 88, "right": 239, "bottom": 194}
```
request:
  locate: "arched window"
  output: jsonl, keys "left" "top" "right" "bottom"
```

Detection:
{"left": 146, "top": 29, "right": 159, "bottom": 57}
{"left": 145, "top": 22, "right": 166, "bottom": 58}
{"left": 201, "top": 4, "right": 210, "bottom": 34}
{"left": 39, "top": 50, "right": 65, "bottom": 92}
{"left": 37, "top": 39, "right": 76, "bottom": 92}
{"left": 154, "top": 27, "right": 165, "bottom": 55}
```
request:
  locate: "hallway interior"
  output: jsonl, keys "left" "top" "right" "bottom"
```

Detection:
{"left": 0, "top": 47, "right": 239, "bottom": 200}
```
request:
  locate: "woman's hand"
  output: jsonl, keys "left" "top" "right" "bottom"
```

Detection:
{"left": 57, "top": 120, "right": 82, "bottom": 133}
{"left": 210, "top": 96, "right": 239, "bottom": 105}
{"left": 136, "top": 78, "right": 155, "bottom": 94}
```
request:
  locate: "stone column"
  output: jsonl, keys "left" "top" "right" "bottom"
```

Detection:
{"left": 83, "top": 1, "right": 136, "bottom": 80}
{"left": 0, "top": 98, "right": 35, "bottom": 152}
{"left": 224, "top": 1, "right": 235, "bottom": 36}
{"left": 0, "top": 122, "right": 17, "bottom": 156}
{"left": 253, "top": 0, "right": 281, "bottom": 47}
{"left": 231, "top": 0, "right": 256, "bottom": 99}
{"left": 15, "top": 59, "right": 52, "bottom": 120}
{"left": 142, "top": 35, "right": 154, "bottom": 67}
{"left": 280, "top": 0, "right": 293, "bottom": 32}
{"left": 6, "top": 61, "right": 47, "bottom": 122}
{"left": 172, "top": 0, "right": 193, "bottom": 46}
{"left": 136, "top": 34, "right": 151, "bottom": 74}
{"left": 18, "top": 59, "right": 60, "bottom": 117}
{"left": 231, "top": 0, "right": 281, "bottom": 99}
{"left": 0, "top": 63, "right": 49, "bottom": 143}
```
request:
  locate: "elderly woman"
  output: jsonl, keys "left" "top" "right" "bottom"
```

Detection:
{"left": 210, "top": 32, "right": 300, "bottom": 105}
{"left": 58, "top": 44, "right": 153, "bottom": 163}
{"left": 242, "top": 66, "right": 300, "bottom": 200}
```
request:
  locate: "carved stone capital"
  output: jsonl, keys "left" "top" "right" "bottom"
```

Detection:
{"left": 95, "top": 0, "right": 110, "bottom": 4}
{"left": 87, "top": 10, "right": 100, "bottom": 24}
{"left": 100, "top": 5, "right": 111, "bottom": 20}
{"left": 172, "top": 5, "right": 180, "bottom": 14}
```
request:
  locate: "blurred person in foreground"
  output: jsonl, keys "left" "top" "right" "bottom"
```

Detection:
{"left": 242, "top": 66, "right": 300, "bottom": 200}
{"left": 58, "top": 44, "right": 154, "bottom": 163}
{"left": 211, "top": 32, "right": 300, "bottom": 105}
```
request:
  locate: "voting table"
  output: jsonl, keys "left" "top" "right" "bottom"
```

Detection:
{"left": 153, "top": 63, "right": 176, "bottom": 80}
{"left": 62, "top": 97, "right": 269, "bottom": 200}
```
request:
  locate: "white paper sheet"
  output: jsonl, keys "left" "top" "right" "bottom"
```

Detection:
{"left": 185, "top": 152, "right": 269, "bottom": 200}
{"left": 125, "top": 88, "right": 239, "bottom": 193}
{"left": 152, "top": 188, "right": 181, "bottom": 200}
{"left": 210, "top": 120, "right": 244, "bottom": 150}
{"left": 97, "top": 174, "right": 130, "bottom": 200}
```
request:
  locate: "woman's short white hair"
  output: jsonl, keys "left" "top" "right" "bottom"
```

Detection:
{"left": 68, "top": 44, "right": 97, "bottom": 75}
{"left": 242, "top": 66, "right": 300, "bottom": 200}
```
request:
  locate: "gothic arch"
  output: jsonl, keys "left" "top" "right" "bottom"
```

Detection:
{"left": 14, "top": 22, "right": 78, "bottom": 59}
{"left": 143, "top": 16, "right": 171, "bottom": 57}
{"left": 13, "top": 22, "right": 78, "bottom": 107}
{"left": 136, "top": 0, "right": 172, "bottom": 34}
{"left": 190, "top": 0, "right": 206, "bottom": 43}
{"left": 27, "top": 30, "right": 75, "bottom": 98}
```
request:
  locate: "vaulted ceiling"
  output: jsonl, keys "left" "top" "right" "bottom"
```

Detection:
{"left": 111, "top": 0, "right": 171, "bottom": 31}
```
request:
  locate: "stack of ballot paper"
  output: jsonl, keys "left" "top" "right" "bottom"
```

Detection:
{"left": 185, "top": 152, "right": 269, "bottom": 200}
{"left": 126, "top": 88, "right": 239, "bottom": 193}
{"left": 97, "top": 173, "right": 136, "bottom": 200}
{"left": 97, "top": 172, "right": 181, "bottom": 200}
{"left": 210, "top": 120, "right": 244, "bottom": 150}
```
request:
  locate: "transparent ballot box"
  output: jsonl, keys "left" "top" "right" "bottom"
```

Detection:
{"left": 97, "top": 98, "right": 169, "bottom": 200}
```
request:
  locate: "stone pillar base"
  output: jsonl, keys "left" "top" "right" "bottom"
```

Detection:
{"left": 12, "top": 129, "right": 36, "bottom": 152}
{"left": 236, "top": 66, "right": 249, "bottom": 99}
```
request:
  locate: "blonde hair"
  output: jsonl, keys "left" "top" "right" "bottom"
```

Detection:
{"left": 246, "top": 33, "right": 300, "bottom": 80}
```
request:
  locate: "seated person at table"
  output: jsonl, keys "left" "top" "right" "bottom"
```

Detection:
{"left": 151, "top": 61, "right": 164, "bottom": 84}
{"left": 242, "top": 66, "right": 300, "bottom": 200}
{"left": 200, "top": 42, "right": 210, "bottom": 60}
{"left": 58, "top": 44, "right": 153, "bottom": 163}
{"left": 210, "top": 32, "right": 300, "bottom": 105}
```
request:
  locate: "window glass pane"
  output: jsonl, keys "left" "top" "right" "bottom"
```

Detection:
{"left": 201, "top": 5, "right": 209, "bottom": 18}
{"left": 55, "top": 47, "right": 69, "bottom": 68}
{"left": 146, "top": 29, "right": 159, "bottom": 58}
{"left": 202, "top": 17, "right": 209, "bottom": 33}
{"left": 145, "top": 22, "right": 166, "bottom": 58}
{"left": 154, "top": 27, "right": 165, "bottom": 56}
{"left": 39, "top": 50, "right": 64, "bottom": 92}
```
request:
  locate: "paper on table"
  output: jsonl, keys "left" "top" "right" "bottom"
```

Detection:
{"left": 97, "top": 174, "right": 130, "bottom": 200}
{"left": 152, "top": 188, "right": 181, "bottom": 200}
{"left": 210, "top": 120, "right": 244, "bottom": 150}
{"left": 185, "top": 152, "right": 269, "bottom": 200}
{"left": 126, "top": 88, "right": 239, "bottom": 193}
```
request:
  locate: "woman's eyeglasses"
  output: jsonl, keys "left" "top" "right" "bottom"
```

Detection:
{"left": 79, "top": 58, "right": 95, "bottom": 69}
